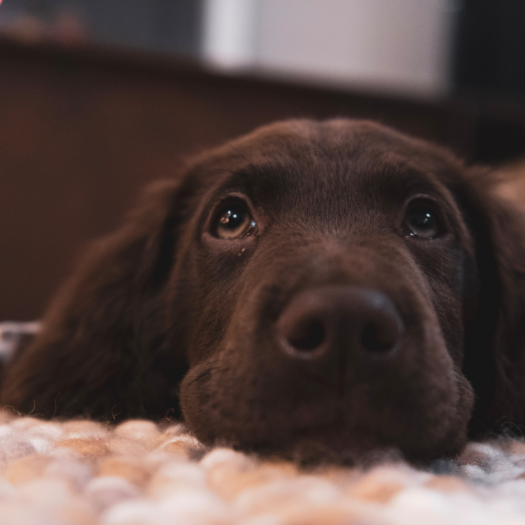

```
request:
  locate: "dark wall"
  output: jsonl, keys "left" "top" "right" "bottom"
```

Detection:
{"left": 0, "top": 37, "right": 523, "bottom": 320}
{"left": 453, "top": 0, "right": 525, "bottom": 101}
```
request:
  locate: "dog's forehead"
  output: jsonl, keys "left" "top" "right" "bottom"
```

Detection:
{"left": 194, "top": 119, "right": 461, "bottom": 204}
{"left": 225, "top": 119, "right": 453, "bottom": 164}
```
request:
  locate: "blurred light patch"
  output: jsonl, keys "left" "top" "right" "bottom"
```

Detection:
{"left": 203, "top": 0, "right": 257, "bottom": 68}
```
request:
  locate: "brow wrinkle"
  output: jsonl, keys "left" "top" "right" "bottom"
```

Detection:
{"left": 229, "top": 143, "right": 256, "bottom": 169}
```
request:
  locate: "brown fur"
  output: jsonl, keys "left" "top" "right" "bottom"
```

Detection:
{"left": 3, "top": 119, "right": 525, "bottom": 464}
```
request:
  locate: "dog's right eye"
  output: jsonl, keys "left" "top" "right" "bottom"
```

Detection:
{"left": 214, "top": 203, "right": 256, "bottom": 240}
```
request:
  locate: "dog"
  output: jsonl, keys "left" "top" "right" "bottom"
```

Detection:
{"left": 3, "top": 119, "right": 525, "bottom": 464}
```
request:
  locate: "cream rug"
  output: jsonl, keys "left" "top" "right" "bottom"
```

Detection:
{"left": 0, "top": 412, "right": 524, "bottom": 525}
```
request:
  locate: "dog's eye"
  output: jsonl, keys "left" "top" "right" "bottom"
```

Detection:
{"left": 404, "top": 206, "right": 439, "bottom": 239}
{"left": 214, "top": 203, "right": 255, "bottom": 239}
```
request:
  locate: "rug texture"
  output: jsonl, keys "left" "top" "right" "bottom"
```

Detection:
{"left": 0, "top": 413, "right": 525, "bottom": 525}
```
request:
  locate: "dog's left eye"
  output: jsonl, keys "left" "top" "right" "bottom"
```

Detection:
{"left": 214, "top": 203, "right": 256, "bottom": 239}
{"left": 404, "top": 206, "right": 440, "bottom": 239}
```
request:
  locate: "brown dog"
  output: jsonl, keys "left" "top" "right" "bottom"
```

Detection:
{"left": 3, "top": 119, "right": 525, "bottom": 464}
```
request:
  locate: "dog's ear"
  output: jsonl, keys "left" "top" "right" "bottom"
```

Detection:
{"left": 1, "top": 179, "right": 191, "bottom": 421}
{"left": 457, "top": 167, "right": 525, "bottom": 436}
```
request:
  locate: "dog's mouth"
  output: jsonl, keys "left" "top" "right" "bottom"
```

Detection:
{"left": 242, "top": 421, "right": 406, "bottom": 466}
{"left": 237, "top": 415, "right": 464, "bottom": 466}
{"left": 182, "top": 339, "right": 470, "bottom": 465}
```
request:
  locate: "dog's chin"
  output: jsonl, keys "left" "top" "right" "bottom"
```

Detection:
{"left": 249, "top": 436, "right": 404, "bottom": 467}
{"left": 221, "top": 424, "right": 465, "bottom": 467}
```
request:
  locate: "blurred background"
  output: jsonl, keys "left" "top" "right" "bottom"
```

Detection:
{"left": 4, "top": 0, "right": 525, "bottom": 100}
{"left": 1, "top": 0, "right": 525, "bottom": 320}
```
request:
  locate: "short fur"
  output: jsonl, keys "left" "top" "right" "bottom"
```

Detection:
{"left": 3, "top": 119, "right": 525, "bottom": 463}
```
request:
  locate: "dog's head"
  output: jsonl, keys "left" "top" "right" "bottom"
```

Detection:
{"left": 4, "top": 119, "right": 525, "bottom": 463}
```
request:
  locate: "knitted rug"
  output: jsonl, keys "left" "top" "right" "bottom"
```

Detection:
{"left": 2, "top": 326, "right": 525, "bottom": 524}
{"left": 1, "top": 414, "right": 525, "bottom": 524}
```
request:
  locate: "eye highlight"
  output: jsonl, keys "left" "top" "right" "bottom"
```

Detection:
{"left": 213, "top": 202, "right": 256, "bottom": 240}
{"left": 404, "top": 205, "right": 440, "bottom": 239}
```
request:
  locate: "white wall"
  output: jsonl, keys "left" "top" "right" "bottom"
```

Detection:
{"left": 204, "top": 0, "right": 461, "bottom": 97}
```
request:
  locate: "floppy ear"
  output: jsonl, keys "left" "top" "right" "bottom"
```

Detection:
{"left": 458, "top": 167, "right": 525, "bottom": 436}
{"left": 1, "top": 179, "right": 191, "bottom": 421}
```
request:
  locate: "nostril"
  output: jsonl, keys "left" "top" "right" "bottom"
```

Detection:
{"left": 361, "top": 323, "right": 396, "bottom": 353}
{"left": 360, "top": 303, "right": 403, "bottom": 354}
{"left": 288, "top": 320, "right": 325, "bottom": 351}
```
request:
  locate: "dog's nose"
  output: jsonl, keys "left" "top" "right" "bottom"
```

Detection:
{"left": 277, "top": 286, "right": 403, "bottom": 363}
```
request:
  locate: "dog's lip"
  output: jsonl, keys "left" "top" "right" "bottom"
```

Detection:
{"left": 291, "top": 421, "right": 343, "bottom": 438}
{"left": 286, "top": 405, "right": 353, "bottom": 438}
{"left": 285, "top": 420, "right": 388, "bottom": 458}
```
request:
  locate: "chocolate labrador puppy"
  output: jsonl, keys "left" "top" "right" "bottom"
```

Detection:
{"left": 3, "top": 119, "right": 525, "bottom": 463}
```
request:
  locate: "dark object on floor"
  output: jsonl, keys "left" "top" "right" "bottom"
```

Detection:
{"left": 3, "top": 119, "right": 525, "bottom": 463}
